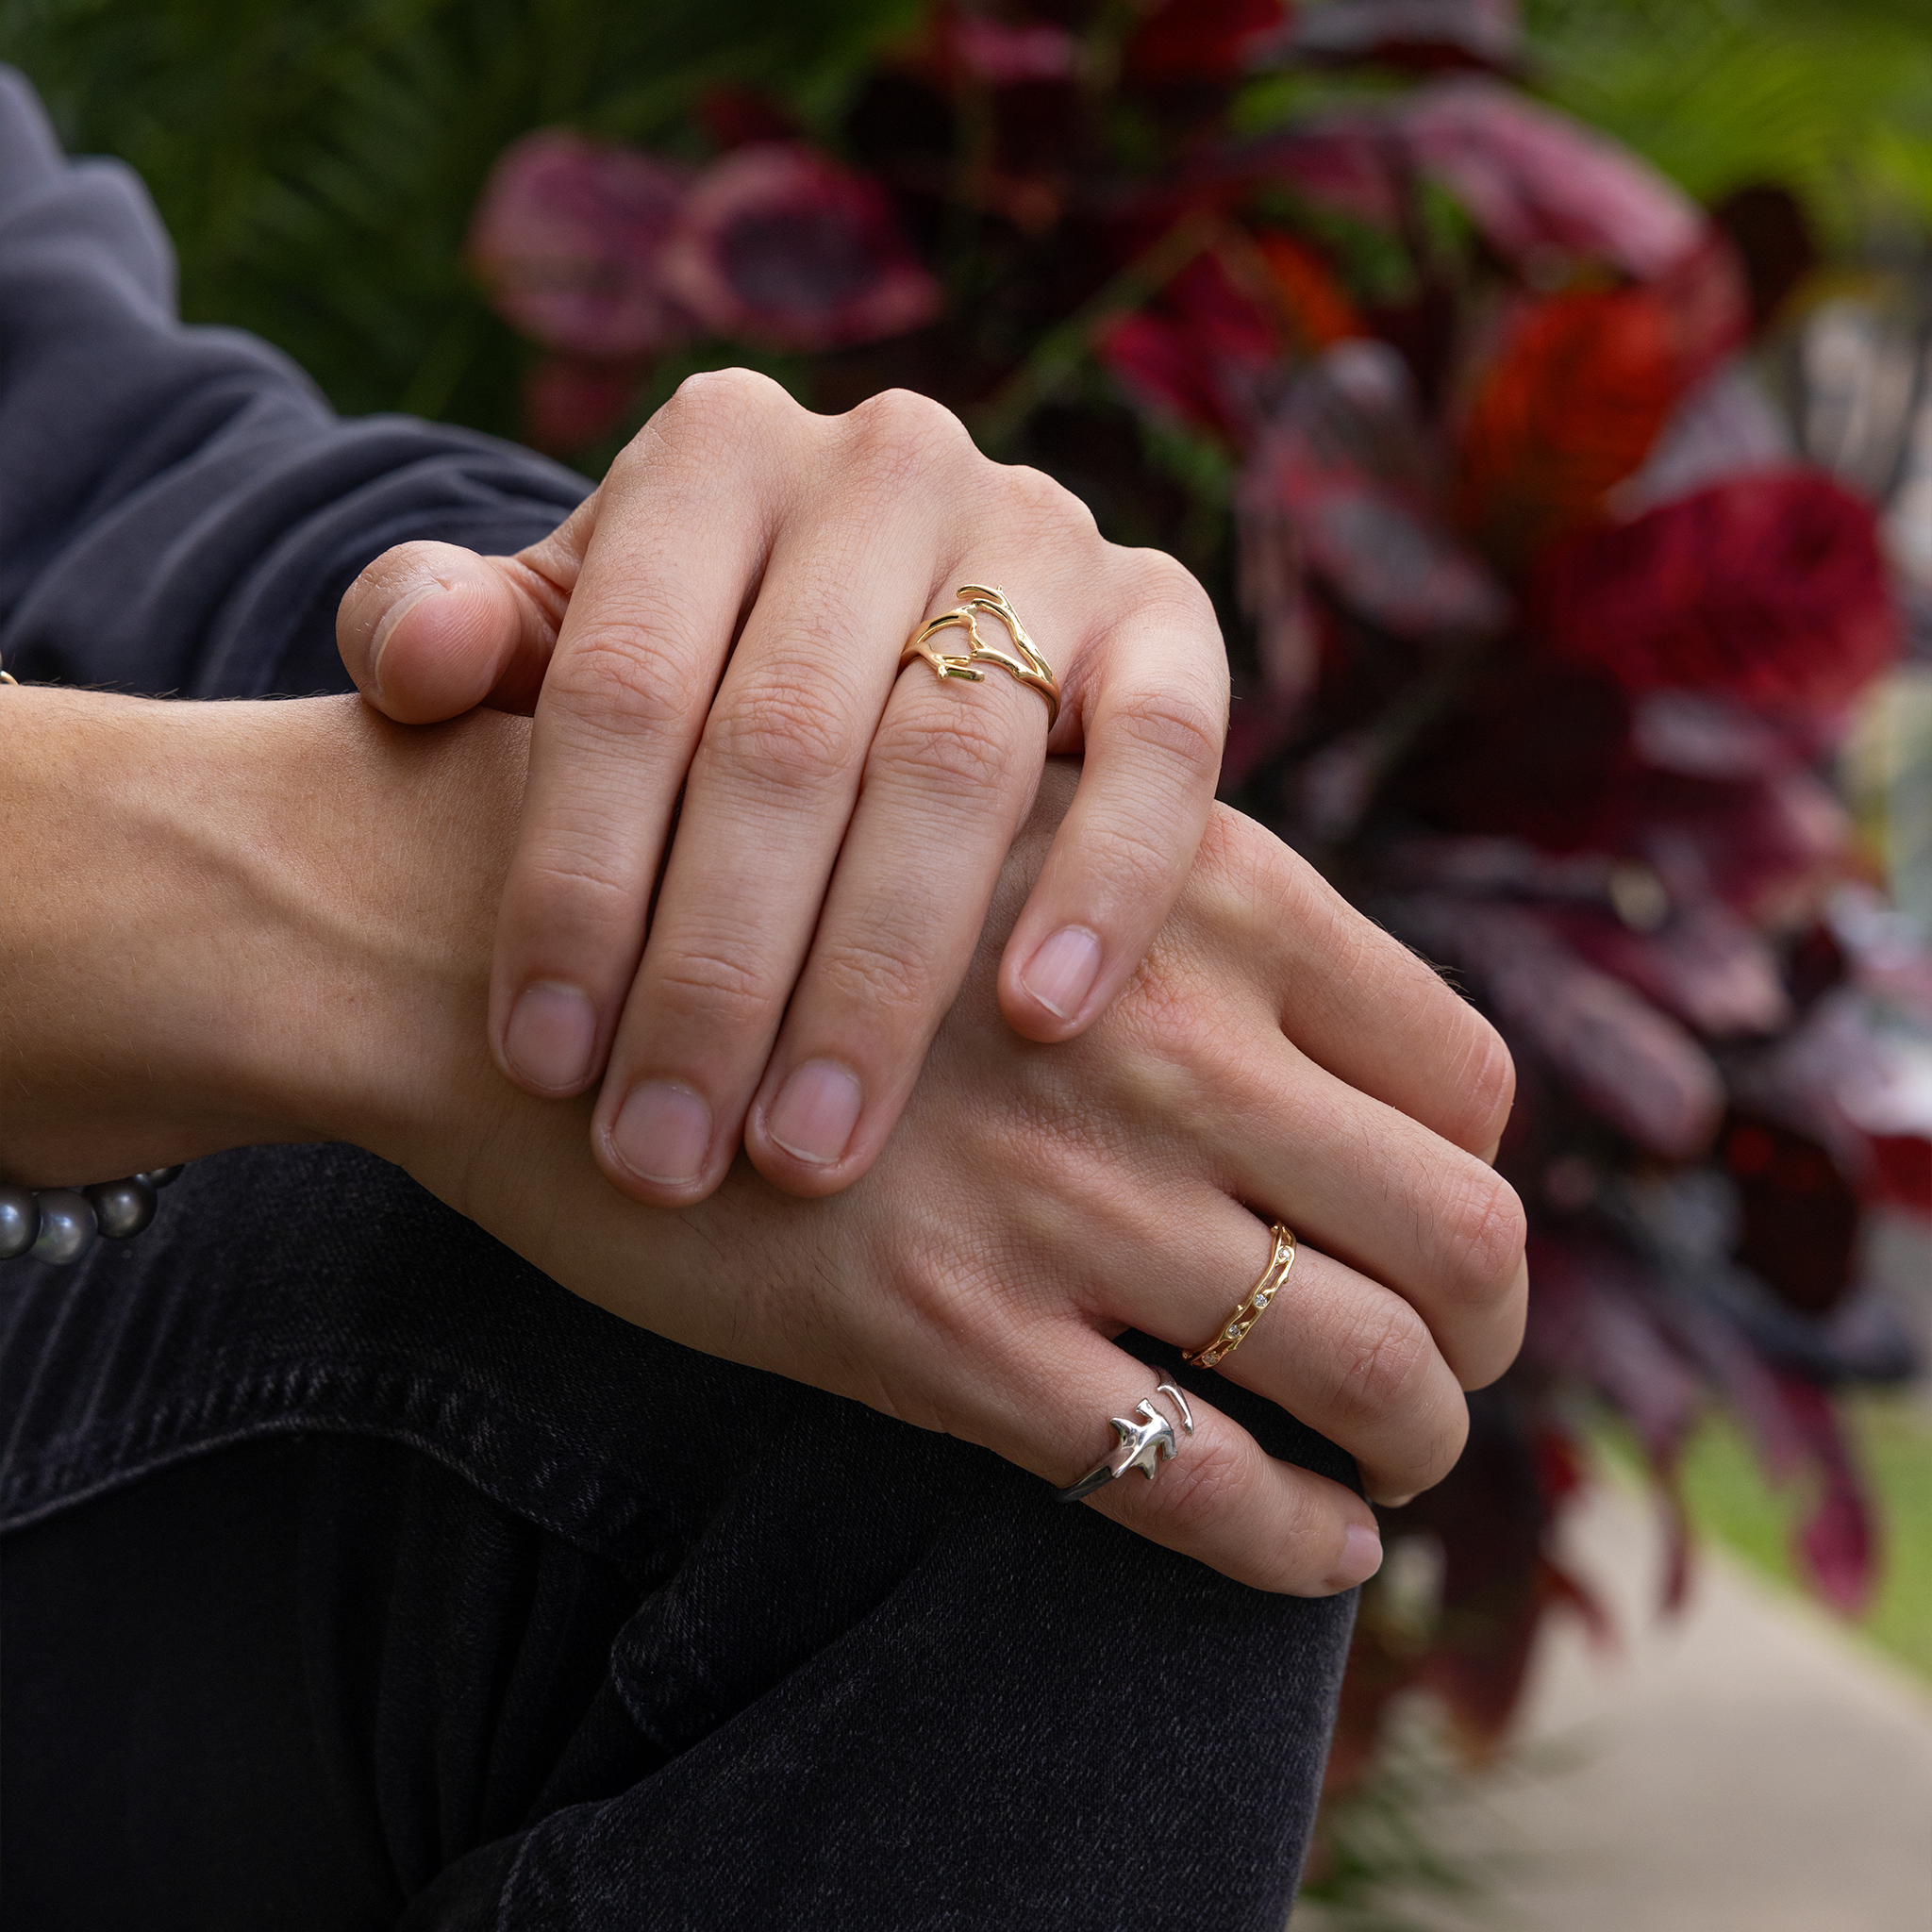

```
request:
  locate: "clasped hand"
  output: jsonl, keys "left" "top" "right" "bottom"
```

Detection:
{"left": 341, "top": 370, "right": 1228, "bottom": 1207}
{"left": 336, "top": 372, "right": 1528, "bottom": 1592}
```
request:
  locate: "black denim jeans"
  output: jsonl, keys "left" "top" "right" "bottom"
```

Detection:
{"left": 1, "top": 1148, "right": 1356, "bottom": 1931}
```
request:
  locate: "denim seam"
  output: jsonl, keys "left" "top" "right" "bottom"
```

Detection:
{"left": 0, "top": 1361, "right": 666, "bottom": 1562}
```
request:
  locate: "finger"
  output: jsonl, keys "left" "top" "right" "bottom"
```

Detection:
{"left": 998, "top": 1323, "right": 1384, "bottom": 1597}
{"left": 1204, "top": 1035, "right": 1528, "bottom": 1390}
{"left": 999, "top": 552, "right": 1229, "bottom": 1041}
{"left": 587, "top": 449, "right": 967, "bottom": 1203}
{"left": 337, "top": 541, "right": 564, "bottom": 722}
{"left": 739, "top": 638, "right": 1047, "bottom": 1197}
{"left": 1198, "top": 809, "right": 1518, "bottom": 1158}
{"left": 490, "top": 372, "right": 791, "bottom": 1096}
{"left": 1106, "top": 1205, "right": 1469, "bottom": 1506}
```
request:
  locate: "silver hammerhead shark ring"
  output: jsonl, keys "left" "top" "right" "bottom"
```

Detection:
{"left": 1053, "top": 1381, "right": 1196, "bottom": 1504}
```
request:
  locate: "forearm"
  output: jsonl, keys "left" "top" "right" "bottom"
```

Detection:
{"left": 1, "top": 688, "right": 825, "bottom": 1365}
{"left": 0, "top": 690, "right": 523, "bottom": 1188}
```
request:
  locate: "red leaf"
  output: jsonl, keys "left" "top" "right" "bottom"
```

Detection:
{"left": 934, "top": 9, "right": 1078, "bottom": 85}
{"left": 1725, "top": 1116, "right": 1861, "bottom": 1315}
{"left": 662, "top": 143, "right": 941, "bottom": 354}
{"left": 1457, "top": 244, "right": 1750, "bottom": 567}
{"left": 1529, "top": 472, "right": 1898, "bottom": 717}
{"left": 1869, "top": 1134, "right": 1932, "bottom": 1217}
{"left": 1253, "top": 231, "right": 1365, "bottom": 349}
{"left": 1610, "top": 365, "right": 1793, "bottom": 519}
{"left": 1551, "top": 901, "right": 1790, "bottom": 1040}
{"left": 1629, "top": 689, "right": 1803, "bottom": 783}
{"left": 1774, "top": 1373, "right": 1880, "bottom": 1616}
{"left": 1633, "top": 768, "right": 1851, "bottom": 928}
{"left": 1237, "top": 341, "right": 1508, "bottom": 674}
{"left": 1524, "top": 1237, "right": 1705, "bottom": 1467}
{"left": 1538, "top": 1552, "right": 1619, "bottom": 1652}
{"left": 1402, "top": 75, "right": 1704, "bottom": 278}
{"left": 1124, "top": 0, "right": 1290, "bottom": 83}
{"left": 1394, "top": 895, "right": 1724, "bottom": 1158}
{"left": 1251, "top": 112, "right": 1404, "bottom": 228}
{"left": 1095, "top": 248, "right": 1281, "bottom": 443}
{"left": 1801, "top": 1480, "right": 1877, "bottom": 1618}
{"left": 469, "top": 131, "right": 692, "bottom": 361}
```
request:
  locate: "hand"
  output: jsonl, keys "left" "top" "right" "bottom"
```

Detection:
{"left": 407, "top": 757, "right": 1524, "bottom": 1595}
{"left": 4, "top": 695, "right": 1524, "bottom": 1595}
{"left": 337, "top": 370, "right": 1229, "bottom": 1212}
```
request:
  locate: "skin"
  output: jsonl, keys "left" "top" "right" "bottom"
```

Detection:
{"left": 338, "top": 371, "right": 1234, "bottom": 1210}
{"left": 2, "top": 689, "right": 1524, "bottom": 1595}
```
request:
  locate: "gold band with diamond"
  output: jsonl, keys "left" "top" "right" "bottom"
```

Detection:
{"left": 1183, "top": 1223, "right": 1296, "bottom": 1370}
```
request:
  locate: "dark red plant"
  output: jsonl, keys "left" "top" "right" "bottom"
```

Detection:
{"left": 1530, "top": 471, "right": 1898, "bottom": 719}
{"left": 468, "top": 0, "right": 1930, "bottom": 1812}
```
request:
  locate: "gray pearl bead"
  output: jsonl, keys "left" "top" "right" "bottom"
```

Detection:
{"left": 87, "top": 1177, "right": 158, "bottom": 1241}
{"left": 135, "top": 1166, "right": 185, "bottom": 1191}
{"left": 0, "top": 1186, "right": 37, "bottom": 1261}
{"left": 30, "top": 1190, "right": 95, "bottom": 1266}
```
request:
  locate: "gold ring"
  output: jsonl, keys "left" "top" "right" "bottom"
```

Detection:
{"left": 1183, "top": 1223, "right": 1296, "bottom": 1369}
{"left": 899, "top": 584, "right": 1059, "bottom": 729}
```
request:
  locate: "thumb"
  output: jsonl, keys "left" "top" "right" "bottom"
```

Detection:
{"left": 338, "top": 539, "right": 569, "bottom": 722}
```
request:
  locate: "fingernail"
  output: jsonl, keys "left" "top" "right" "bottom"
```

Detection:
{"left": 610, "top": 1081, "right": 711, "bottom": 1185}
{"left": 367, "top": 582, "right": 446, "bottom": 700}
{"left": 1327, "top": 1523, "right": 1384, "bottom": 1592}
{"left": 503, "top": 981, "right": 596, "bottom": 1092}
{"left": 767, "top": 1059, "right": 863, "bottom": 1167}
{"left": 1021, "top": 926, "right": 1103, "bottom": 1021}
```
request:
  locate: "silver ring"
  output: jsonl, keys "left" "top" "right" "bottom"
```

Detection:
{"left": 1054, "top": 1382, "right": 1196, "bottom": 1504}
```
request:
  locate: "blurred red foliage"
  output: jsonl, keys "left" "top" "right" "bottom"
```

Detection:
{"left": 468, "top": 131, "right": 691, "bottom": 363}
{"left": 470, "top": 0, "right": 1930, "bottom": 1807}
{"left": 1531, "top": 471, "right": 1898, "bottom": 716}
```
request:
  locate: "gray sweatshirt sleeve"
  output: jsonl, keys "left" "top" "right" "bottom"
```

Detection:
{"left": 0, "top": 65, "right": 590, "bottom": 699}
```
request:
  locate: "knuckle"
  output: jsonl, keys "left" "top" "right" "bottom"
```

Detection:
{"left": 1132, "top": 1431, "right": 1253, "bottom": 1539}
{"left": 1334, "top": 1301, "right": 1436, "bottom": 1420}
{"left": 1104, "top": 678, "right": 1227, "bottom": 783}
{"left": 1126, "top": 544, "right": 1213, "bottom": 618}
{"left": 549, "top": 624, "right": 709, "bottom": 738}
{"left": 1440, "top": 1167, "right": 1528, "bottom": 1305}
{"left": 812, "top": 924, "right": 937, "bottom": 1018}
{"left": 698, "top": 670, "right": 858, "bottom": 798}
{"left": 1459, "top": 1018, "right": 1518, "bottom": 1152}
{"left": 664, "top": 364, "right": 787, "bottom": 429}
{"left": 625, "top": 369, "right": 795, "bottom": 480}
{"left": 647, "top": 937, "right": 778, "bottom": 1033}
{"left": 874, "top": 703, "right": 1016, "bottom": 800}
{"left": 993, "top": 462, "right": 1098, "bottom": 541}
{"left": 845, "top": 387, "right": 972, "bottom": 478}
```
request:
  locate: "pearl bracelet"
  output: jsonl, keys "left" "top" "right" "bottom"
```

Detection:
{"left": 0, "top": 1167, "right": 186, "bottom": 1267}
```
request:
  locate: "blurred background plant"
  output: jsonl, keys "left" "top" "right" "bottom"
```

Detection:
{"left": 8, "top": 0, "right": 1930, "bottom": 1914}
